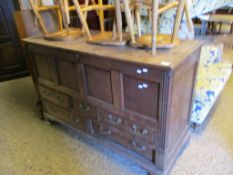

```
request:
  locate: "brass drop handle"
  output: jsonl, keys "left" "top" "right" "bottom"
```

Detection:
{"left": 79, "top": 103, "right": 84, "bottom": 111}
{"left": 108, "top": 114, "right": 122, "bottom": 124}
{"left": 100, "top": 126, "right": 111, "bottom": 135}
{"left": 131, "top": 140, "right": 146, "bottom": 151}
{"left": 57, "top": 96, "right": 64, "bottom": 103}
{"left": 132, "top": 124, "right": 148, "bottom": 136}
{"left": 79, "top": 103, "right": 91, "bottom": 112}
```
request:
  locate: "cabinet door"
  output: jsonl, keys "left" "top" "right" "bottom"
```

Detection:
{"left": 84, "top": 65, "right": 113, "bottom": 104}
{"left": 0, "top": 0, "right": 27, "bottom": 81}
{"left": 123, "top": 75, "right": 159, "bottom": 120}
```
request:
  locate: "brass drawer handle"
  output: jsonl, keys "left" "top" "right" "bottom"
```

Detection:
{"left": 131, "top": 140, "right": 146, "bottom": 151}
{"left": 57, "top": 96, "right": 64, "bottom": 103}
{"left": 108, "top": 114, "right": 122, "bottom": 125}
{"left": 132, "top": 124, "right": 148, "bottom": 136}
{"left": 100, "top": 126, "right": 111, "bottom": 135}
{"left": 79, "top": 103, "right": 91, "bottom": 112}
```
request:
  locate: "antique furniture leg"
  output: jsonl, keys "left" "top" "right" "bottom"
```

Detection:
{"left": 64, "top": 0, "right": 71, "bottom": 25}
{"left": 72, "top": 0, "right": 92, "bottom": 40}
{"left": 135, "top": 4, "right": 142, "bottom": 37}
{"left": 172, "top": 0, "right": 185, "bottom": 43}
{"left": 98, "top": 0, "right": 105, "bottom": 33}
{"left": 184, "top": 0, "right": 194, "bottom": 39}
{"left": 114, "top": 0, "right": 123, "bottom": 41}
{"left": 152, "top": 0, "right": 159, "bottom": 55}
{"left": 122, "top": 0, "right": 136, "bottom": 44}
{"left": 28, "top": 0, "right": 48, "bottom": 35}
{"left": 58, "top": 0, "right": 69, "bottom": 33}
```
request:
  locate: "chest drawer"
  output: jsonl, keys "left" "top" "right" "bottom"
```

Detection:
{"left": 39, "top": 86, "right": 72, "bottom": 108}
{"left": 73, "top": 100, "right": 99, "bottom": 120}
{"left": 102, "top": 111, "right": 156, "bottom": 144}
{"left": 42, "top": 100, "right": 73, "bottom": 123}
{"left": 93, "top": 122, "right": 154, "bottom": 160}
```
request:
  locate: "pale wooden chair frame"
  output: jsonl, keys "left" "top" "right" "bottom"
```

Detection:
{"left": 131, "top": 0, "right": 194, "bottom": 54}
{"left": 29, "top": 0, "right": 92, "bottom": 41}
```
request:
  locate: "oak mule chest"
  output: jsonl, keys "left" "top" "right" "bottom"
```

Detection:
{"left": 24, "top": 37, "right": 201, "bottom": 175}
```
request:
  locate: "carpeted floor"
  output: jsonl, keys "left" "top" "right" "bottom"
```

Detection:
{"left": 0, "top": 75, "right": 232, "bottom": 175}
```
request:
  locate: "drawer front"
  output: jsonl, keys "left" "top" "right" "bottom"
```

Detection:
{"left": 73, "top": 100, "right": 99, "bottom": 120}
{"left": 43, "top": 100, "right": 89, "bottom": 132}
{"left": 43, "top": 100, "right": 73, "bottom": 123}
{"left": 102, "top": 111, "right": 156, "bottom": 144}
{"left": 93, "top": 122, "right": 154, "bottom": 160}
{"left": 123, "top": 75, "right": 159, "bottom": 120}
{"left": 39, "top": 86, "right": 72, "bottom": 108}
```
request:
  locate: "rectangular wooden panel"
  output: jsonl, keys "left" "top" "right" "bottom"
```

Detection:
{"left": 34, "top": 54, "right": 52, "bottom": 81}
{"left": 39, "top": 85, "right": 72, "bottom": 108}
{"left": 84, "top": 65, "right": 113, "bottom": 104}
{"left": 123, "top": 75, "right": 159, "bottom": 120}
{"left": 57, "top": 59, "right": 80, "bottom": 91}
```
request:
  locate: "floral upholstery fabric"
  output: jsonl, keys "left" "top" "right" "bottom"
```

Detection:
{"left": 136, "top": 0, "right": 233, "bottom": 35}
{"left": 190, "top": 44, "right": 232, "bottom": 125}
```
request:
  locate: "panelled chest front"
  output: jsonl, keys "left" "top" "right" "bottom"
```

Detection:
{"left": 25, "top": 38, "right": 201, "bottom": 175}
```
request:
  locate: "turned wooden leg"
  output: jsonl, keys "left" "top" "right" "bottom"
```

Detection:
{"left": 172, "top": 0, "right": 185, "bottom": 43}
{"left": 28, "top": 0, "right": 48, "bottom": 35}
{"left": 114, "top": 0, "right": 123, "bottom": 41}
{"left": 58, "top": 0, "right": 70, "bottom": 34}
{"left": 135, "top": 5, "right": 141, "bottom": 37}
{"left": 184, "top": 0, "right": 194, "bottom": 38}
{"left": 152, "top": 0, "right": 159, "bottom": 55}
{"left": 122, "top": 0, "right": 135, "bottom": 44}
{"left": 64, "top": 0, "right": 70, "bottom": 25}
{"left": 72, "top": 0, "right": 92, "bottom": 40}
{"left": 112, "top": 19, "right": 117, "bottom": 40}
{"left": 98, "top": 0, "right": 105, "bottom": 33}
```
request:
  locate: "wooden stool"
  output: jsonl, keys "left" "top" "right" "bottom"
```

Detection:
{"left": 86, "top": 0, "right": 136, "bottom": 46}
{"left": 130, "top": 0, "right": 194, "bottom": 54}
{"left": 29, "top": 0, "right": 92, "bottom": 41}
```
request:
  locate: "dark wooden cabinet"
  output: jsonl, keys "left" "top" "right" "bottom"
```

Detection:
{"left": 25, "top": 37, "right": 201, "bottom": 175}
{"left": 0, "top": 0, "right": 28, "bottom": 81}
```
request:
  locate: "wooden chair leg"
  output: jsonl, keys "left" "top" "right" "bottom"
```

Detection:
{"left": 152, "top": 0, "right": 159, "bottom": 55}
{"left": 58, "top": 0, "right": 70, "bottom": 34}
{"left": 114, "top": 0, "right": 123, "bottom": 41}
{"left": 28, "top": 0, "right": 48, "bottom": 35}
{"left": 72, "top": 0, "right": 92, "bottom": 40}
{"left": 172, "top": 0, "right": 185, "bottom": 43}
{"left": 112, "top": 19, "right": 117, "bottom": 40}
{"left": 64, "top": 0, "right": 70, "bottom": 25}
{"left": 184, "top": 0, "right": 194, "bottom": 38}
{"left": 98, "top": 0, "right": 105, "bottom": 33}
{"left": 82, "top": 0, "right": 90, "bottom": 32}
{"left": 122, "top": 0, "right": 135, "bottom": 44}
{"left": 135, "top": 6, "right": 141, "bottom": 37}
